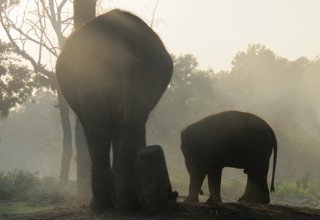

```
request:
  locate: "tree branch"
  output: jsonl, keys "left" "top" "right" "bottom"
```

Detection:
{"left": 5, "top": 16, "right": 58, "bottom": 57}
{"left": 58, "top": 0, "right": 68, "bottom": 14}
{"left": 0, "top": 13, "right": 52, "bottom": 79}
{"left": 150, "top": 0, "right": 160, "bottom": 28}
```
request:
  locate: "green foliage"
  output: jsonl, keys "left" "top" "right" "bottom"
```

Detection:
{"left": 270, "top": 181, "right": 320, "bottom": 208}
{"left": 273, "top": 181, "right": 309, "bottom": 200}
{"left": 0, "top": 170, "right": 40, "bottom": 200}
{"left": 308, "top": 180, "right": 320, "bottom": 198}
{"left": 0, "top": 40, "right": 35, "bottom": 118}
{"left": 0, "top": 170, "right": 75, "bottom": 204}
{"left": 0, "top": 171, "right": 16, "bottom": 200}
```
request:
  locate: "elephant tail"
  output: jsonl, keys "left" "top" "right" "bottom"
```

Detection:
{"left": 270, "top": 135, "right": 277, "bottom": 192}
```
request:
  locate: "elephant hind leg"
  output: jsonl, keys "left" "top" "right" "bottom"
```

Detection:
{"left": 184, "top": 161, "right": 207, "bottom": 203}
{"left": 207, "top": 168, "right": 223, "bottom": 204}
{"left": 112, "top": 121, "right": 146, "bottom": 211}
{"left": 82, "top": 119, "right": 115, "bottom": 210}
{"left": 238, "top": 174, "right": 255, "bottom": 203}
{"left": 239, "top": 164, "right": 270, "bottom": 204}
{"left": 250, "top": 173, "right": 270, "bottom": 204}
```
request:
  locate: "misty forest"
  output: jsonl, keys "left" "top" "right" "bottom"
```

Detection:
{"left": 0, "top": 0, "right": 320, "bottom": 219}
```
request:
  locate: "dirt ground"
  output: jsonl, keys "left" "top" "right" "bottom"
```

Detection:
{"left": 3, "top": 201, "right": 320, "bottom": 220}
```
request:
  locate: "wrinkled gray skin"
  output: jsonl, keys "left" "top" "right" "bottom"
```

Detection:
{"left": 181, "top": 111, "right": 277, "bottom": 204}
{"left": 56, "top": 9, "right": 172, "bottom": 211}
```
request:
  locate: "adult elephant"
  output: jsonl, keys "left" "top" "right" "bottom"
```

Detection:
{"left": 56, "top": 9, "right": 173, "bottom": 211}
{"left": 181, "top": 110, "right": 277, "bottom": 204}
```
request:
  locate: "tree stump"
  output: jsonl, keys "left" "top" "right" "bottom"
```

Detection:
{"left": 136, "top": 145, "right": 177, "bottom": 212}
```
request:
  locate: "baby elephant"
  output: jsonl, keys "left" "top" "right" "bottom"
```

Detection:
{"left": 181, "top": 110, "right": 277, "bottom": 204}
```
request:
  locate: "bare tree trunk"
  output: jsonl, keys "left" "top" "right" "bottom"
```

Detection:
{"left": 1, "top": 0, "right": 87, "bottom": 192}
{"left": 72, "top": 0, "right": 97, "bottom": 204}
{"left": 55, "top": 19, "right": 71, "bottom": 186}
{"left": 75, "top": 119, "right": 92, "bottom": 204}
{"left": 58, "top": 90, "right": 72, "bottom": 186}
{"left": 73, "top": 0, "right": 97, "bottom": 30}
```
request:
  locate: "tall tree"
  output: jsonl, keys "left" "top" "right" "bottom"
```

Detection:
{"left": 0, "top": 0, "right": 74, "bottom": 185}
{"left": 73, "top": 0, "right": 97, "bottom": 30}
{"left": 71, "top": 0, "right": 98, "bottom": 204}
{"left": 0, "top": 0, "right": 101, "bottom": 203}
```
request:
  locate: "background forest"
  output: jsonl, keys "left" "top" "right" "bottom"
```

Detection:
{"left": 1, "top": 43, "right": 320, "bottom": 209}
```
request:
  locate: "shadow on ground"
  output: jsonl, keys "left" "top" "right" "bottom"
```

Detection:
{"left": 3, "top": 201, "right": 320, "bottom": 220}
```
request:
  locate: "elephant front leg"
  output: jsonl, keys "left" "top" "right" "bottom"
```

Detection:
{"left": 185, "top": 160, "right": 207, "bottom": 203}
{"left": 207, "top": 168, "right": 222, "bottom": 204}
{"left": 113, "top": 122, "right": 146, "bottom": 211}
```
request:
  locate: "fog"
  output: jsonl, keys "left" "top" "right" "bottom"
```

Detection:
{"left": 108, "top": 0, "right": 320, "bottom": 70}
{"left": 0, "top": 92, "right": 75, "bottom": 177}
{"left": 1, "top": 46, "right": 320, "bottom": 188}
{"left": 145, "top": 49, "right": 320, "bottom": 186}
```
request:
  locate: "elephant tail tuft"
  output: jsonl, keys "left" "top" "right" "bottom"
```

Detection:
{"left": 270, "top": 133, "right": 277, "bottom": 192}
{"left": 270, "top": 184, "right": 275, "bottom": 192}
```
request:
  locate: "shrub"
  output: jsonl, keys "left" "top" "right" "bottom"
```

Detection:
{"left": 309, "top": 179, "right": 320, "bottom": 198}
{"left": 0, "top": 171, "right": 16, "bottom": 200}
{"left": 0, "top": 170, "right": 75, "bottom": 204}
{"left": 13, "top": 170, "right": 41, "bottom": 194}
{"left": 273, "top": 181, "right": 310, "bottom": 200}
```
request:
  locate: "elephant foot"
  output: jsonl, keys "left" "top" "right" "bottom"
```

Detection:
{"left": 238, "top": 193, "right": 252, "bottom": 203}
{"left": 238, "top": 195, "right": 251, "bottom": 204}
{"left": 238, "top": 194, "right": 270, "bottom": 204}
{"left": 169, "top": 190, "right": 179, "bottom": 201}
{"left": 117, "top": 193, "right": 142, "bottom": 212}
{"left": 90, "top": 197, "right": 114, "bottom": 211}
{"left": 251, "top": 194, "right": 270, "bottom": 204}
{"left": 206, "top": 196, "right": 222, "bottom": 205}
{"left": 184, "top": 194, "right": 199, "bottom": 203}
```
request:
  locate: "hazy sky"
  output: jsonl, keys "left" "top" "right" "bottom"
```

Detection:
{"left": 107, "top": 0, "right": 320, "bottom": 71}
{"left": 1, "top": 0, "right": 320, "bottom": 71}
